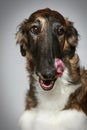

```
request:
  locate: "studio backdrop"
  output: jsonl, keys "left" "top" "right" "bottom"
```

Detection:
{"left": 0, "top": 0, "right": 87, "bottom": 130}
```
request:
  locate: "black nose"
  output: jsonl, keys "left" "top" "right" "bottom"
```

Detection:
{"left": 41, "top": 69, "right": 57, "bottom": 80}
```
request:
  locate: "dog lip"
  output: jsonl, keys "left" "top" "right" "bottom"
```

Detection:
{"left": 39, "top": 78, "right": 56, "bottom": 91}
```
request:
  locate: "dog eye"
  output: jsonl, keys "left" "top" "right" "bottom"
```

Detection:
{"left": 30, "top": 25, "right": 40, "bottom": 35}
{"left": 56, "top": 27, "right": 65, "bottom": 35}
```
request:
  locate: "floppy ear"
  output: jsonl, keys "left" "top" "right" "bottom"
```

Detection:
{"left": 64, "top": 18, "right": 79, "bottom": 57}
{"left": 16, "top": 21, "right": 28, "bottom": 56}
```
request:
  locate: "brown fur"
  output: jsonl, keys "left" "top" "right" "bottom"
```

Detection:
{"left": 64, "top": 55, "right": 87, "bottom": 115}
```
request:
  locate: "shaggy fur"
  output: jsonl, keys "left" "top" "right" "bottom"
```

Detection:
{"left": 16, "top": 8, "right": 87, "bottom": 130}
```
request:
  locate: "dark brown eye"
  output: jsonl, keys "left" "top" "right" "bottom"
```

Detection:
{"left": 56, "top": 27, "right": 65, "bottom": 35}
{"left": 30, "top": 25, "right": 40, "bottom": 35}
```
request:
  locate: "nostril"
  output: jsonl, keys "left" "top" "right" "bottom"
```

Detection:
{"left": 42, "top": 73, "right": 52, "bottom": 80}
{"left": 41, "top": 70, "right": 57, "bottom": 80}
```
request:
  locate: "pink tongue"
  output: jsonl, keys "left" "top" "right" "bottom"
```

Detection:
{"left": 55, "top": 58, "right": 65, "bottom": 78}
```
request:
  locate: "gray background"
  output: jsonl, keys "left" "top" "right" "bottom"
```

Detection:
{"left": 0, "top": 0, "right": 87, "bottom": 130}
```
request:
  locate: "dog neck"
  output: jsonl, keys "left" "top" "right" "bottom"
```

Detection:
{"left": 31, "top": 67, "right": 81, "bottom": 111}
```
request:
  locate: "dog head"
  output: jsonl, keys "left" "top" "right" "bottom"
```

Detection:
{"left": 16, "top": 8, "right": 78, "bottom": 90}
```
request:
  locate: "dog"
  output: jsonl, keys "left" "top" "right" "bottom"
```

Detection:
{"left": 16, "top": 8, "right": 87, "bottom": 130}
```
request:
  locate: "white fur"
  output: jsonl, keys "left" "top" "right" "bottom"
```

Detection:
{"left": 19, "top": 68, "right": 87, "bottom": 130}
{"left": 19, "top": 110, "right": 87, "bottom": 130}
{"left": 35, "top": 68, "right": 81, "bottom": 111}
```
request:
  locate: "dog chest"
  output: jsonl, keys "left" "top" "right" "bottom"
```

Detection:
{"left": 35, "top": 109, "right": 87, "bottom": 130}
{"left": 19, "top": 109, "right": 87, "bottom": 130}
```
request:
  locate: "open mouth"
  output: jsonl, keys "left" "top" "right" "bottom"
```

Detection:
{"left": 39, "top": 78, "right": 56, "bottom": 91}
{"left": 39, "top": 58, "right": 65, "bottom": 91}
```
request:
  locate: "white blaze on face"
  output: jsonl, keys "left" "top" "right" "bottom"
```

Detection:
{"left": 36, "top": 17, "right": 47, "bottom": 31}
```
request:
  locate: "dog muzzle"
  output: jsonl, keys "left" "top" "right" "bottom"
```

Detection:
{"left": 39, "top": 58, "right": 65, "bottom": 91}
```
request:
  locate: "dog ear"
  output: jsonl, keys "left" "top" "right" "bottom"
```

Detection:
{"left": 16, "top": 21, "right": 28, "bottom": 56}
{"left": 64, "top": 19, "right": 79, "bottom": 57}
{"left": 20, "top": 44, "right": 26, "bottom": 56}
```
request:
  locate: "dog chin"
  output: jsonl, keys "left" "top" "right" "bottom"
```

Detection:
{"left": 39, "top": 78, "right": 56, "bottom": 91}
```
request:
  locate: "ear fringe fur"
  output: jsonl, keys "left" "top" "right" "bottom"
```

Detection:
{"left": 16, "top": 30, "right": 28, "bottom": 45}
{"left": 65, "top": 18, "right": 79, "bottom": 47}
{"left": 16, "top": 21, "right": 28, "bottom": 56}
